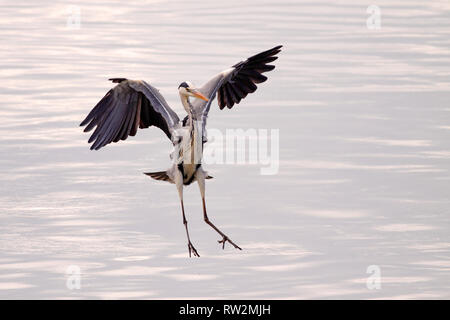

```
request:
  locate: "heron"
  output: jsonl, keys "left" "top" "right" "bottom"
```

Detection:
{"left": 80, "top": 45, "right": 282, "bottom": 257}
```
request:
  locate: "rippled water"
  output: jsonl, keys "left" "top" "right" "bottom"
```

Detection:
{"left": 1, "top": 0, "right": 449, "bottom": 299}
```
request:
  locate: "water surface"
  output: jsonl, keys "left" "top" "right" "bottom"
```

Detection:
{"left": 0, "top": 0, "right": 449, "bottom": 299}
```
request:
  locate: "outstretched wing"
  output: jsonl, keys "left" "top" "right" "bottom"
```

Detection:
{"left": 191, "top": 45, "right": 282, "bottom": 131}
{"left": 80, "top": 79, "right": 180, "bottom": 150}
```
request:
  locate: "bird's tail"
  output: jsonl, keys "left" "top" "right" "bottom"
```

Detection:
{"left": 144, "top": 171, "right": 174, "bottom": 183}
{"left": 143, "top": 171, "right": 213, "bottom": 183}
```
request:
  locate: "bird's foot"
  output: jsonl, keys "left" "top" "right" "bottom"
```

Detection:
{"left": 188, "top": 242, "right": 200, "bottom": 257}
{"left": 218, "top": 235, "right": 242, "bottom": 251}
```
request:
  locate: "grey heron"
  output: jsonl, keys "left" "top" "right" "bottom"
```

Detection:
{"left": 80, "top": 45, "right": 282, "bottom": 257}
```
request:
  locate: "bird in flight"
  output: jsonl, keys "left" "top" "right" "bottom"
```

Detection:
{"left": 80, "top": 45, "right": 282, "bottom": 257}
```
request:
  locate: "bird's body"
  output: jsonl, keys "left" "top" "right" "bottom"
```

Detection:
{"left": 80, "top": 46, "right": 282, "bottom": 257}
{"left": 168, "top": 123, "right": 206, "bottom": 186}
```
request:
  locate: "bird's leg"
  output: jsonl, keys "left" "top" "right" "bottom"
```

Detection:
{"left": 176, "top": 172, "right": 199, "bottom": 257}
{"left": 197, "top": 170, "right": 242, "bottom": 251}
{"left": 180, "top": 199, "right": 200, "bottom": 257}
{"left": 201, "top": 198, "right": 241, "bottom": 250}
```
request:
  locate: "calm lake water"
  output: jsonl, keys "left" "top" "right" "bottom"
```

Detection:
{"left": 1, "top": 0, "right": 449, "bottom": 299}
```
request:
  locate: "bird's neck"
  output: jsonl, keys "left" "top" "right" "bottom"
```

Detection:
{"left": 180, "top": 94, "right": 193, "bottom": 116}
{"left": 178, "top": 94, "right": 203, "bottom": 165}
{"left": 180, "top": 94, "right": 196, "bottom": 132}
{"left": 180, "top": 94, "right": 203, "bottom": 141}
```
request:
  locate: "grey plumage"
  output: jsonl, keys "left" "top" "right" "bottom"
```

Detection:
{"left": 190, "top": 45, "right": 282, "bottom": 140}
{"left": 79, "top": 46, "right": 282, "bottom": 257}
{"left": 80, "top": 80, "right": 180, "bottom": 150}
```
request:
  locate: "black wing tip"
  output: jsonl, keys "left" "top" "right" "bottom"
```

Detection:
{"left": 262, "top": 45, "right": 283, "bottom": 54}
{"left": 267, "top": 46, "right": 282, "bottom": 56}
{"left": 90, "top": 143, "right": 103, "bottom": 151}
{"left": 108, "top": 78, "right": 127, "bottom": 83}
{"left": 245, "top": 46, "right": 282, "bottom": 65}
{"left": 80, "top": 117, "right": 92, "bottom": 127}
{"left": 221, "top": 45, "right": 282, "bottom": 110}
{"left": 92, "top": 138, "right": 108, "bottom": 150}
{"left": 89, "top": 141, "right": 98, "bottom": 150}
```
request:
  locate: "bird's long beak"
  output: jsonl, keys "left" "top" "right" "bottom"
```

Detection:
{"left": 191, "top": 89, "right": 209, "bottom": 101}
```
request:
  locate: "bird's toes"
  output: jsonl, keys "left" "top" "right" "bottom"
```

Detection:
{"left": 188, "top": 243, "right": 200, "bottom": 257}
{"left": 218, "top": 236, "right": 228, "bottom": 249}
{"left": 218, "top": 236, "right": 242, "bottom": 251}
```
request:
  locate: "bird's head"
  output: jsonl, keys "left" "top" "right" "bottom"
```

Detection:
{"left": 178, "top": 81, "right": 209, "bottom": 101}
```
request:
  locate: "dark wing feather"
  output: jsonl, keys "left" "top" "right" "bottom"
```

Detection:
{"left": 223, "top": 45, "right": 281, "bottom": 108}
{"left": 192, "top": 45, "right": 282, "bottom": 133}
{"left": 80, "top": 79, "right": 180, "bottom": 150}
